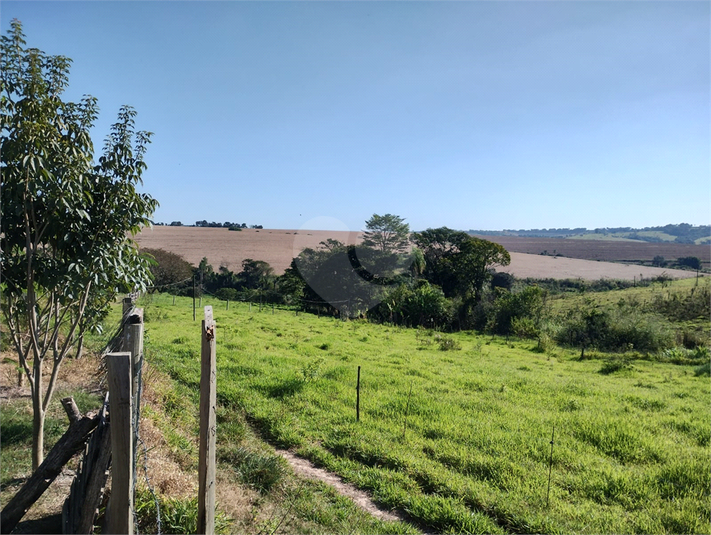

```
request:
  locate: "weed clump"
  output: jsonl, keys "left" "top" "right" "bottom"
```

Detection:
{"left": 135, "top": 487, "right": 232, "bottom": 534}
{"left": 599, "top": 358, "right": 633, "bottom": 375}
{"left": 435, "top": 335, "right": 461, "bottom": 351}
{"left": 694, "top": 362, "right": 710, "bottom": 377}
{"left": 221, "top": 446, "right": 286, "bottom": 493}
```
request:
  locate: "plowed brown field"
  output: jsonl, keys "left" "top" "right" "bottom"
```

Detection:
{"left": 472, "top": 235, "right": 710, "bottom": 266}
{"left": 134, "top": 226, "right": 701, "bottom": 281}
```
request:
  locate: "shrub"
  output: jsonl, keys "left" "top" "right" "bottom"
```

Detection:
{"left": 141, "top": 248, "right": 194, "bottom": 291}
{"left": 557, "top": 301, "right": 674, "bottom": 356}
{"left": 215, "top": 287, "right": 240, "bottom": 301}
{"left": 220, "top": 446, "right": 286, "bottom": 493}
{"left": 436, "top": 335, "right": 461, "bottom": 351}
{"left": 694, "top": 362, "right": 710, "bottom": 377}
{"left": 486, "top": 286, "right": 547, "bottom": 337}
{"left": 599, "top": 358, "right": 633, "bottom": 375}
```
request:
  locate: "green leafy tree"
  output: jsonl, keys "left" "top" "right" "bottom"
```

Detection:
{"left": 556, "top": 300, "right": 611, "bottom": 359}
{"left": 677, "top": 256, "right": 702, "bottom": 271}
{"left": 0, "top": 21, "right": 158, "bottom": 469}
{"left": 412, "top": 227, "right": 510, "bottom": 302}
{"left": 239, "top": 259, "right": 275, "bottom": 290}
{"left": 141, "top": 248, "right": 193, "bottom": 291}
{"left": 362, "top": 213, "right": 410, "bottom": 253}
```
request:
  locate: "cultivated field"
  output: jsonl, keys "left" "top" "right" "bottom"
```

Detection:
{"left": 473, "top": 235, "right": 710, "bottom": 266}
{"left": 135, "top": 227, "right": 700, "bottom": 281}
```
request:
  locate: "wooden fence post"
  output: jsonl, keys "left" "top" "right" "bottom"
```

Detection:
{"left": 123, "top": 308, "right": 144, "bottom": 506}
{"left": 105, "top": 352, "right": 133, "bottom": 535}
{"left": 198, "top": 306, "right": 217, "bottom": 535}
{"left": 122, "top": 297, "right": 133, "bottom": 320}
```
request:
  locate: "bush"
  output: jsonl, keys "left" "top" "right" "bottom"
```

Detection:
{"left": 220, "top": 446, "right": 286, "bottom": 493}
{"left": 485, "top": 286, "right": 547, "bottom": 337}
{"left": 142, "top": 248, "right": 194, "bottom": 291}
{"left": 599, "top": 358, "right": 633, "bottom": 375}
{"left": 436, "top": 335, "right": 461, "bottom": 351}
{"left": 215, "top": 287, "right": 240, "bottom": 301}
{"left": 556, "top": 301, "right": 674, "bottom": 356}
{"left": 694, "top": 362, "right": 710, "bottom": 377}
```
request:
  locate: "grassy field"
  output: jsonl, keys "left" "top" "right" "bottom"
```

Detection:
{"left": 137, "top": 289, "right": 710, "bottom": 534}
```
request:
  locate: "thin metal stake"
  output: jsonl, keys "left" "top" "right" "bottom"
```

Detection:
{"left": 356, "top": 366, "right": 361, "bottom": 422}
{"left": 402, "top": 382, "right": 413, "bottom": 440}
{"left": 546, "top": 425, "right": 555, "bottom": 508}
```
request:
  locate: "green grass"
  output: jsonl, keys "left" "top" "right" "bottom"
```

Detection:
{"left": 0, "top": 387, "right": 103, "bottom": 506}
{"left": 137, "top": 293, "right": 710, "bottom": 534}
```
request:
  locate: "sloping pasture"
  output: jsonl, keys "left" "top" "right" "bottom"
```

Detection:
{"left": 141, "top": 293, "right": 710, "bottom": 534}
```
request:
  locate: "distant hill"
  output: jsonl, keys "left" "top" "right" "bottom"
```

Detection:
{"left": 468, "top": 223, "right": 711, "bottom": 245}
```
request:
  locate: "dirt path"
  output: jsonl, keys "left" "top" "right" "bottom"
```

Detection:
{"left": 276, "top": 449, "right": 406, "bottom": 524}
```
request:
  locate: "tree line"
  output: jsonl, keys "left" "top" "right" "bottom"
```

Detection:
{"left": 152, "top": 221, "right": 264, "bottom": 229}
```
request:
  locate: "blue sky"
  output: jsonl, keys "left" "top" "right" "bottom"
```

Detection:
{"left": 2, "top": 1, "right": 709, "bottom": 232}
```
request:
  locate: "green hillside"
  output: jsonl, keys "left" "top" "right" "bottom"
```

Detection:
{"left": 136, "top": 289, "right": 710, "bottom": 534}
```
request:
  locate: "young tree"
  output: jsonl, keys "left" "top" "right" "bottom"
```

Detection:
{"left": 1, "top": 20, "right": 158, "bottom": 469}
{"left": 362, "top": 213, "right": 410, "bottom": 253}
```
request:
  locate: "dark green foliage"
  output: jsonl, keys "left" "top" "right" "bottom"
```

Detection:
{"left": 142, "top": 248, "right": 193, "bottom": 291}
{"left": 648, "top": 285, "right": 710, "bottom": 322}
{"left": 371, "top": 281, "right": 453, "bottom": 328}
{"left": 677, "top": 256, "right": 703, "bottom": 271}
{"left": 412, "top": 227, "right": 510, "bottom": 303}
{"left": 214, "top": 287, "right": 240, "bottom": 301}
{"left": 289, "top": 240, "right": 413, "bottom": 317}
{"left": 436, "top": 335, "right": 461, "bottom": 351}
{"left": 556, "top": 300, "right": 673, "bottom": 356}
{"left": 239, "top": 258, "right": 274, "bottom": 290}
{"left": 599, "top": 358, "right": 633, "bottom": 375}
{"left": 485, "top": 286, "right": 547, "bottom": 337}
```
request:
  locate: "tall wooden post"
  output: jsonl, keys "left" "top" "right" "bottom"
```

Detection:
{"left": 105, "top": 353, "right": 133, "bottom": 535}
{"left": 122, "top": 308, "right": 144, "bottom": 506}
{"left": 198, "top": 307, "right": 216, "bottom": 535}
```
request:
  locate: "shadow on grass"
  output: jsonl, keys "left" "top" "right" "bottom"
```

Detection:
{"left": 262, "top": 378, "right": 304, "bottom": 399}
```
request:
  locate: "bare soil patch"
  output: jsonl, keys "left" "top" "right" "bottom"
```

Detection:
{"left": 504, "top": 252, "right": 697, "bottom": 281}
{"left": 473, "top": 234, "right": 711, "bottom": 266}
{"left": 277, "top": 449, "right": 405, "bottom": 523}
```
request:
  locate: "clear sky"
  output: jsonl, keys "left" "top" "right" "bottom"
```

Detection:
{"left": 2, "top": 1, "right": 709, "bottom": 232}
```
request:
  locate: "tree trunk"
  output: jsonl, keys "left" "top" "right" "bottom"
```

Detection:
{"left": 32, "top": 368, "right": 44, "bottom": 471}
{"left": 1, "top": 399, "right": 99, "bottom": 534}
{"left": 75, "top": 334, "right": 84, "bottom": 359}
